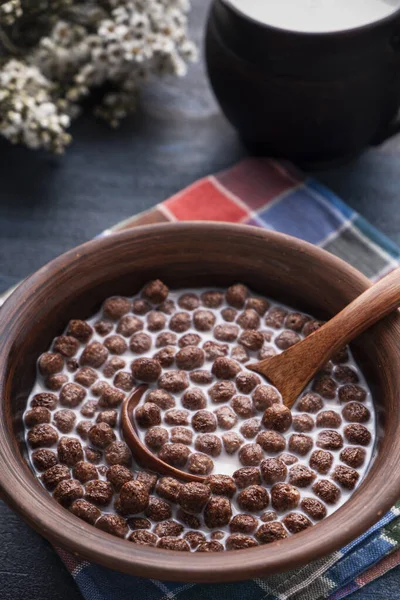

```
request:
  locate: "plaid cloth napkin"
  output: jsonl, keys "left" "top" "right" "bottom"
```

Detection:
{"left": 3, "top": 158, "right": 400, "bottom": 599}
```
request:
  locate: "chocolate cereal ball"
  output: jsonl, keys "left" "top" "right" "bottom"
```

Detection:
{"left": 53, "top": 479, "right": 83, "bottom": 507}
{"left": 193, "top": 310, "right": 216, "bottom": 332}
{"left": 145, "top": 497, "right": 172, "bottom": 522}
{"left": 226, "top": 284, "right": 248, "bottom": 308}
{"left": 159, "top": 370, "right": 189, "bottom": 393}
{"left": 261, "top": 458, "right": 287, "bottom": 485}
{"left": 238, "top": 330, "right": 264, "bottom": 351}
{"left": 169, "top": 312, "right": 191, "bottom": 333}
{"left": 128, "top": 517, "right": 152, "bottom": 530}
{"left": 96, "top": 410, "right": 117, "bottom": 427}
{"left": 31, "top": 449, "right": 58, "bottom": 472}
{"left": 178, "top": 293, "right": 200, "bottom": 310}
{"left": 209, "top": 381, "right": 236, "bottom": 403}
{"left": 53, "top": 335, "right": 80, "bottom": 358}
{"left": 313, "top": 479, "right": 341, "bottom": 504}
{"left": 181, "top": 388, "right": 206, "bottom": 411}
{"left": 154, "top": 520, "right": 184, "bottom": 538}
{"left": 58, "top": 437, "right": 84, "bottom": 467}
{"left": 271, "top": 483, "right": 300, "bottom": 512}
{"left": 231, "top": 346, "right": 249, "bottom": 363}
{"left": 179, "top": 333, "right": 202, "bottom": 347}
{"left": 262, "top": 404, "right": 292, "bottom": 433}
{"left": 94, "top": 320, "right": 113, "bottom": 336}
{"left": 187, "top": 453, "right": 214, "bottom": 475}
{"left": 85, "top": 480, "right": 113, "bottom": 506}
{"left": 201, "top": 290, "right": 224, "bottom": 308}
{"left": 237, "top": 309, "right": 260, "bottom": 330}
{"left": 279, "top": 453, "right": 298, "bottom": 465}
{"left": 145, "top": 389, "right": 175, "bottom": 410}
{"left": 156, "top": 477, "right": 182, "bottom": 502}
{"left": 275, "top": 330, "right": 301, "bottom": 350}
{"left": 130, "top": 332, "right": 152, "bottom": 353}
{"left": 340, "top": 446, "right": 366, "bottom": 468}
{"left": 214, "top": 406, "right": 238, "bottom": 430}
{"left": 288, "top": 434, "right": 313, "bottom": 456}
{"left": 205, "top": 475, "right": 236, "bottom": 498}
{"left": 38, "top": 352, "right": 64, "bottom": 376}
{"left": 69, "top": 499, "right": 101, "bottom": 525}
{"left": 104, "top": 441, "right": 132, "bottom": 467}
{"left": 195, "top": 434, "right": 222, "bottom": 457}
{"left": 233, "top": 467, "right": 261, "bottom": 489}
{"left": 316, "top": 410, "right": 342, "bottom": 428}
{"left": 45, "top": 374, "right": 68, "bottom": 391}
{"left": 289, "top": 464, "right": 316, "bottom": 487}
{"left": 142, "top": 280, "right": 169, "bottom": 304}
{"left": 135, "top": 403, "right": 161, "bottom": 429}
{"left": 231, "top": 395, "right": 255, "bottom": 419}
{"left": 317, "top": 430, "right": 344, "bottom": 451}
{"left": 131, "top": 358, "right": 161, "bottom": 383}
{"left": 312, "top": 374, "right": 337, "bottom": 399}
{"left": 100, "top": 386, "right": 125, "bottom": 408}
{"left": 222, "top": 432, "right": 244, "bottom": 455}
{"left": 334, "top": 366, "right": 359, "bottom": 384}
{"left": 176, "top": 346, "right": 204, "bottom": 370}
{"left": 309, "top": 449, "right": 334, "bottom": 474}
{"left": 156, "top": 332, "right": 177, "bottom": 348}
{"left": 203, "top": 341, "right": 229, "bottom": 360}
{"left": 256, "top": 522, "right": 288, "bottom": 544}
{"left": 292, "top": 414, "right": 314, "bottom": 433}
{"left": 297, "top": 392, "right": 324, "bottom": 413}
{"left": 230, "top": 514, "right": 258, "bottom": 534}
{"left": 204, "top": 496, "right": 232, "bottom": 528}
{"left": 176, "top": 509, "right": 201, "bottom": 530}
{"left": 252, "top": 385, "right": 280, "bottom": 411}
{"left": 80, "top": 400, "right": 99, "bottom": 418}
{"left": 113, "top": 371, "right": 135, "bottom": 392}
{"left": 339, "top": 384, "right": 367, "bottom": 403}
{"left": 164, "top": 409, "right": 189, "bottom": 426}
{"left": 74, "top": 367, "right": 98, "bottom": 388}
{"left": 136, "top": 472, "right": 157, "bottom": 493}
{"left": 132, "top": 299, "right": 151, "bottom": 315}
{"left": 84, "top": 446, "right": 102, "bottom": 464}
{"left": 265, "top": 307, "right": 287, "bottom": 328}
{"left": 332, "top": 465, "right": 360, "bottom": 490}
{"left": 170, "top": 427, "right": 193, "bottom": 445}
{"left": 103, "top": 335, "right": 127, "bottom": 355}
{"left": 66, "top": 320, "right": 93, "bottom": 343}
{"left": 226, "top": 534, "right": 258, "bottom": 550}
{"left": 80, "top": 342, "right": 108, "bottom": 368}
{"left": 41, "top": 464, "right": 70, "bottom": 490}
{"left": 214, "top": 324, "right": 239, "bottom": 342}
{"left": 103, "top": 297, "right": 131, "bottom": 321}
{"left": 159, "top": 443, "right": 190, "bottom": 467}
{"left": 236, "top": 372, "right": 261, "bottom": 394}
{"left": 117, "top": 480, "right": 149, "bottom": 515}
{"left": 256, "top": 430, "right": 286, "bottom": 453}
{"left": 106, "top": 465, "right": 134, "bottom": 491}
{"left": 342, "top": 402, "right": 371, "bottom": 423}
{"left": 178, "top": 482, "right": 211, "bottom": 514}
{"left": 285, "top": 312, "right": 310, "bottom": 332}
{"left": 152, "top": 346, "right": 174, "bottom": 368}
{"left": 239, "top": 443, "right": 263, "bottom": 466}
{"left": 60, "top": 383, "right": 86, "bottom": 408}
{"left": 159, "top": 299, "right": 176, "bottom": 315}
{"left": 88, "top": 423, "right": 116, "bottom": 449}
{"left": 246, "top": 297, "right": 269, "bottom": 316}
{"left": 73, "top": 461, "right": 97, "bottom": 483}
{"left": 221, "top": 308, "right": 237, "bottom": 322}
{"left": 25, "top": 407, "right": 51, "bottom": 427}
{"left": 53, "top": 410, "right": 76, "bottom": 433}
{"left": 301, "top": 497, "right": 327, "bottom": 521}
{"left": 238, "top": 485, "right": 269, "bottom": 512}
{"left": 240, "top": 419, "right": 261, "bottom": 439}
{"left": 192, "top": 410, "right": 217, "bottom": 433}
{"left": 157, "top": 537, "right": 189, "bottom": 551}
{"left": 212, "top": 357, "right": 241, "bottom": 379}
{"left": 196, "top": 541, "right": 224, "bottom": 552}
{"left": 283, "top": 512, "right": 312, "bottom": 534}
{"left": 117, "top": 315, "right": 143, "bottom": 337}
{"left": 28, "top": 424, "right": 58, "bottom": 449}
{"left": 76, "top": 421, "right": 93, "bottom": 440}
{"left": 96, "top": 514, "right": 128, "bottom": 539}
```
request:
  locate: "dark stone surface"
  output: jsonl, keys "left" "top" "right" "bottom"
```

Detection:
{"left": 0, "top": 1, "right": 399, "bottom": 599}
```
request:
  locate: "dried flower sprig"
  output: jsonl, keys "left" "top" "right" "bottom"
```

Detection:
{"left": 0, "top": 0, "right": 197, "bottom": 151}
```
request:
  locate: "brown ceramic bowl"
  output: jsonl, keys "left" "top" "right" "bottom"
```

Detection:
{"left": 1, "top": 222, "right": 400, "bottom": 582}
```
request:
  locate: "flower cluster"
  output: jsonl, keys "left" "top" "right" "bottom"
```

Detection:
{"left": 0, "top": 0, "right": 196, "bottom": 151}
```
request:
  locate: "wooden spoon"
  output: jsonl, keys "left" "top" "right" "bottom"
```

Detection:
{"left": 248, "top": 268, "right": 400, "bottom": 408}
{"left": 121, "top": 385, "right": 206, "bottom": 482}
{"left": 122, "top": 268, "right": 400, "bottom": 479}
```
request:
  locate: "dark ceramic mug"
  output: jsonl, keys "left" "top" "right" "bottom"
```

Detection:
{"left": 205, "top": 0, "right": 400, "bottom": 167}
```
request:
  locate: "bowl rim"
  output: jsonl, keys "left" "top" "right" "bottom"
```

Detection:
{"left": 1, "top": 221, "right": 400, "bottom": 583}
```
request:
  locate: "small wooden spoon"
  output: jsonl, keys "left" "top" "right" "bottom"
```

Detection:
{"left": 121, "top": 385, "right": 206, "bottom": 483}
{"left": 122, "top": 268, "right": 400, "bottom": 479}
{"left": 248, "top": 268, "right": 400, "bottom": 408}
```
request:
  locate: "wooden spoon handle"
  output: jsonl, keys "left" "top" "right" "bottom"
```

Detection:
{"left": 305, "top": 267, "right": 400, "bottom": 365}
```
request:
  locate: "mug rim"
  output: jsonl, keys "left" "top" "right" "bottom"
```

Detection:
{"left": 1, "top": 222, "right": 400, "bottom": 582}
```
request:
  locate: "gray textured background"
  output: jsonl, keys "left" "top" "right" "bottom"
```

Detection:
{"left": 1, "top": 1, "right": 400, "bottom": 598}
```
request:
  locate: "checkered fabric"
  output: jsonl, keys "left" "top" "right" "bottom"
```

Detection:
{"left": 3, "top": 158, "right": 400, "bottom": 599}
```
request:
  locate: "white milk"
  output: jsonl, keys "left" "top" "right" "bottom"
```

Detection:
{"left": 226, "top": 0, "right": 400, "bottom": 33}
